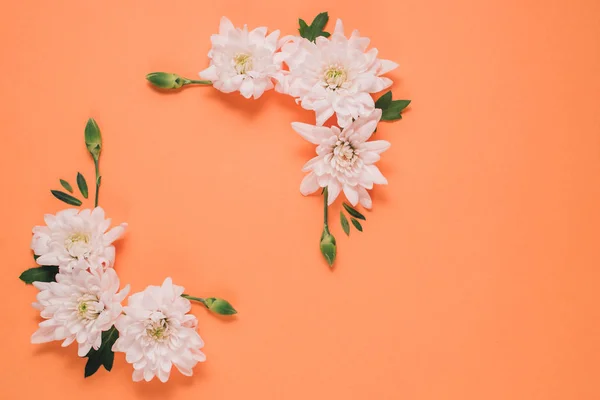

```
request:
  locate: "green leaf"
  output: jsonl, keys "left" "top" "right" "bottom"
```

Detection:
{"left": 375, "top": 89, "right": 411, "bottom": 121}
{"left": 84, "top": 326, "right": 119, "bottom": 377}
{"left": 298, "top": 12, "right": 331, "bottom": 42}
{"left": 343, "top": 203, "right": 366, "bottom": 220}
{"left": 77, "top": 172, "right": 88, "bottom": 199}
{"left": 84, "top": 355, "right": 102, "bottom": 378}
{"left": 351, "top": 218, "right": 363, "bottom": 232}
{"left": 340, "top": 212, "right": 350, "bottom": 236}
{"left": 381, "top": 100, "right": 411, "bottom": 121}
{"left": 19, "top": 266, "right": 59, "bottom": 284}
{"left": 85, "top": 118, "right": 102, "bottom": 161}
{"left": 203, "top": 298, "right": 238, "bottom": 315}
{"left": 51, "top": 190, "right": 82, "bottom": 206}
{"left": 60, "top": 179, "right": 73, "bottom": 193}
{"left": 375, "top": 91, "right": 392, "bottom": 110}
{"left": 298, "top": 18, "right": 309, "bottom": 36}
{"left": 33, "top": 254, "right": 39, "bottom": 261}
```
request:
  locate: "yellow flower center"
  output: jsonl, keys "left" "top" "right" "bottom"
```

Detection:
{"left": 233, "top": 53, "right": 253, "bottom": 74}
{"left": 147, "top": 319, "right": 170, "bottom": 341}
{"left": 64, "top": 232, "right": 92, "bottom": 258}
{"left": 323, "top": 65, "right": 348, "bottom": 90}
{"left": 77, "top": 294, "right": 100, "bottom": 320}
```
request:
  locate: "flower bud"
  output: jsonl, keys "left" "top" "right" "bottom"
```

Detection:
{"left": 146, "top": 72, "right": 185, "bottom": 89}
{"left": 203, "top": 297, "right": 237, "bottom": 315}
{"left": 84, "top": 118, "right": 102, "bottom": 161}
{"left": 320, "top": 229, "right": 336, "bottom": 267}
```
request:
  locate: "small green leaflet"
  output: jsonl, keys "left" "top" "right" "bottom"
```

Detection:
{"left": 84, "top": 326, "right": 119, "bottom": 378}
{"left": 299, "top": 12, "right": 331, "bottom": 42}
{"left": 77, "top": 172, "right": 88, "bottom": 199}
{"left": 375, "top": 90, "right": 411, "bottom": 121}
{"left": 19, "top": 266, "right": 59, "bottom": 284}
{"left": 351, "top": 218, "right": 363, "bottom": 232}
{"left": 60, "top": 179, "right": 73, "bottom": 193}
{"left": 51, "top": 190, "right": 82, "bottom": 206}
{"left": 343, "top": 203, "right": 366, "bottom": 221}
{"left": 340, "top": 212, "right": 350, "bottom": 236}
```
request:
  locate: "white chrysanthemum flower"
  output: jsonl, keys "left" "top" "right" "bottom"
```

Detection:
{"left": 277, "top": 19, "right": 397, "bottom": 127}
{"left": 31, "top": 207, "right": 127, "bottom": 273}
{"left": 113, "top": 277, "right": 206, "bottom": 383}
{"left": 31, "top": 268, "right": 129, "bottom": 357}
{"left": 292, "top": 109, "right": 390, "bottom": 208}
{"left": 199, "top": 16, "right": 283, "bottom": 99}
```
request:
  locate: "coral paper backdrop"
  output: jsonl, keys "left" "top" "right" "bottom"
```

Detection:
{"left": 1, "top": 1, "right": 600, "bottom": 399}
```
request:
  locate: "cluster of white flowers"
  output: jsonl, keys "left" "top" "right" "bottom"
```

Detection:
{"left": 30, "top": 207, "right": 206, "bottom": 382}
{"left": 201, "top": 16, "right": 394, "bottom": 208}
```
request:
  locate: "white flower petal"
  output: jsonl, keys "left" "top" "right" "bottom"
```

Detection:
{"left": 343, "top": 185, "right": 359, "bottom": 206}
{"left": 300, "top": 172, "right": 320, "bottom": 196}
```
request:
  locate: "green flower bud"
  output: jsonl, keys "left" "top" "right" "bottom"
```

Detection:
{"left": 203, "top": 297, "right": 237, "bottom": 315}
{"left": 146, "top": 72, "right": 185, "bottom": 89}
{"left": 84, "top": 118, "right": 102, "bottom": 161}
{"left": 320, "top": 229, "right": 336, "bottom": 267}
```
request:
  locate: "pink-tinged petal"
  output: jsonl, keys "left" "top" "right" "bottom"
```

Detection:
{"left": 327, "top": 181, "right": 342, "bottom": 205}
{"left": 215, "top": 75, "right": 244, "bottom": 93}
{"left": 317, "top": 174, "right": 331, "bottom": 187}
{"left": 365, "top": 165, "right": 388, "bottom": 185}
{"left": 334, "top": 19, "right": 345, "bottom": 35}
{"left": 31, "top": 326, "right": 55, "bottom": 344}
{"left": 379, "top": 59, "right": 399, "bottom": 75}
{"left": 315, "top": 106, "right": 335, "bottom": 126}
{"left": 249, "top": 26, "right": 268, "bottom": 43}
{"left": 239, "top": 78, "right": 254, "bottom": 99}
{"left": 343, "top": 185, "right": 359, "bottom": 206}
{"left": 355, "top": 119, "right": 378, "bottom": 141}
{"left": 265, "top": 30, "right": 280, "bottom": 50}
{"left": 357, "top": 186, "right": 373, "bottom": 209}
{"left": 78, "top": 342, "right": 92, "bottom": 357}
{"left": 36, "top": 253, "right": 60, "bottom": 266}
{"left": 291, "top": 122, "right": 334, "bottom": 144}
{"left": 349, "top": 29, "right": 370, "bottom": 51}
{"left": 369, "top": 77, "right": 393, "bottom": 93}
{"left": 103, "top": 223, "right": 127, "bottom": 245}
{"left": 219, "top": 16, "right": 235, "bottom": 35}
{"left": 252, "top": 78, "right": 268, "bottom": 99}
{"left": 91, "top": 207, "right": 106, "bottom": 223}
{"left": 336, "top": 112, "right": 353, "bottom": 129}
{"left": 300, "top": 172, "right": 320, "bottom": 196}
{"left": 361, "top": 152, "right": 381, "bottom": 164}
{"left": 362, "top": 140, "right": 390, "bottom": 154}
{"left": 198, "top": 65, "right": 219, "bottom": 81}
{"left": 302, "top": 155, "right": 324, "bottom": 172}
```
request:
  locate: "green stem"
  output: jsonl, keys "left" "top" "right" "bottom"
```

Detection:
{"left": 183, "top": 79, "right": 212, "bottom": 85}
{"left": 323, "top": 186, "right": 329, "bottom": 231}
{"left": 182, "top": 294, "right": 206, "bottom": 306}
{"left": 94, "top": 158, "right": 100, "bottom": 207}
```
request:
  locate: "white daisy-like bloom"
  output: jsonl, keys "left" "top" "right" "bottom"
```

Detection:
{"left": 292, "top": 108, "right": 390, "bottom": 208}
{"left": 31, "top": 268, "right": 129, "bottom": 357}
{"left": 199, "top": 16, "right": 283, "bottom": 99}
{"left": 112, "top": 277, "right": 206, "bottom": 383}
{"left": 277, "top": 19, "right": 398, "bottom": 127}
{"left": 31, "top": 207, "right": 127, "bottom": 273}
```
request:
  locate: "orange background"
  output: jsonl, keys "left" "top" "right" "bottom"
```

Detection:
{"left": 1, "top": 0, "right": 599, "bottom": 399}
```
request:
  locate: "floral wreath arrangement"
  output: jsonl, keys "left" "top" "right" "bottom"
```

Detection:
{"left": 20, "top": 11, "right": 410, "bottom": 385}
{"left": 147, "top": 11, "right": 410, "bottom": 267}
